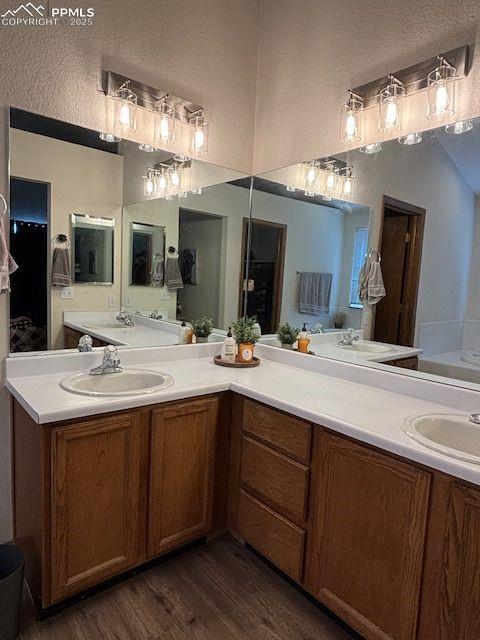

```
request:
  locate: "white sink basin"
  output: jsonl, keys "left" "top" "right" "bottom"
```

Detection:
{"left": 61, "top": 368, "right": 174, "bottom": 397}
{"left": 404, "top": 414, "right": 480, "bottom": 464}
{"left": 339, "top": 341, "right": 394, "bottom": 355}
{"left": 83, "top": 322, "right": 132, "bottom": 330}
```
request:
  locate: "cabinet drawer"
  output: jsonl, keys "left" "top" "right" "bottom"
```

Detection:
{"left": 237, "top": 490, "right": 305, "bottom": 582}
{"left": 243, "top": 399, "right": 311, "bottom": 463}
{"left": 240, "top": 436, "right": 309, "bottom": 524}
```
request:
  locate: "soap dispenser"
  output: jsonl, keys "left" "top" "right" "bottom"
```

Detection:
{"left": 179, "top": 320, "right": 193, "bottom": 344}
{"left": 297, "top": 323, "right": 310, "bottom": 353}
{"left": 221, "top": 327, "right": 236, "bottom": 364}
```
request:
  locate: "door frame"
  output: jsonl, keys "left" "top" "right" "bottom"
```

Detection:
{"left": 238, "top": 217, "right": 287, "bottom": 332}
{"left": 374, "top": 195, "right": 426, "bottom": 347}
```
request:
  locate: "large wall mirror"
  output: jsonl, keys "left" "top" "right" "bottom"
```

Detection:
{"left": 255, "top": 115, "right": 480, "bottom": 390}
{"left": 8, "top": 108, "right": 252, "bottom": 353}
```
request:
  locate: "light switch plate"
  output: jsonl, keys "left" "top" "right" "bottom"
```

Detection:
{"left": 60, "top": 287, "right": 74, "bottom": 299}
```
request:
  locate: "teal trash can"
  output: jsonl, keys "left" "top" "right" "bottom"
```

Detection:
{"left": 0, "top": 544, "right": 24, "bottom": 640}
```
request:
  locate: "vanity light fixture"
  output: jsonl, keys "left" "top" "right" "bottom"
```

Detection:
{"left": 378, "top": 76, "right": 405, "bottom": 133}
{"left": 427, "top": 55, "right": 456, "bottom": 121}
{"left": 340, "top": 165, "right": 355, "bottom": 198}
{"left": 154, "top": 99, "right": 175, "bottom": 145}
{"left": 324, "top": 161, "right": 339, "bottom": 199}
{"left": 445, "top": 120, "right": 473, "bottom": 135}
{"left": 304, "top": 160, "right": 320, "bottom": 196}
{"left": 398, "top": 132, "right": 423, "bottom": 145}
{"left": 339, "top": 91, "right": 364, "bottom": 144}
{"left": 359, "top": 142, "right": 382, "bottom": 154}
{"left": 189, "top": 112, "right": 209, "bottom": 155}
{"left": 113, "top": 80, "right": 137, "bottom": 132}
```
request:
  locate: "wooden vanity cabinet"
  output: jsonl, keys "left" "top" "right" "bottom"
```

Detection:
{"left": 13, "top": 394, "right": 222, "bottom": 608}
{"left": 148, "top": 397, "right": 219, "bottom": 557}
{"left": 306, "top": 430, "right": 431, "bottom": 640}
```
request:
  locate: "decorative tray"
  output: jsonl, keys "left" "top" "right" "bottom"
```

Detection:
{"left": 213, "top": 355, "right": 261, "bottom": 368}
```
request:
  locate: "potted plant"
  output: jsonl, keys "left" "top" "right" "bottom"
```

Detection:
{"left": 191, "top": 316, "right": 214, "bottom": 343}
{"left": 232, "top": 316, "right": 259, "bottom": 363}
{"left": 276, "top": 322, "right": 300, "bottom": 350}
{"left": 333, "top": 312, "right": 346, "bottom": 329}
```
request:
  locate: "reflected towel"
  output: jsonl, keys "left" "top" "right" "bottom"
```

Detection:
{"left": 299, "top": 272, "right": 332, "bottom": 314}
{"left": 0, "top": 217, "right": 18, "bottom": 294}
{"left": 151, "top": 257, "right": 164, "bottom": 287}
{"left": 51, "top": 247, "right": 71, "bottom": 287}
{"left": 359, "top": 259, "right": 386, "bottom": 305}
{"left": 165, "top": 255, "right": 183, "bottom": 290}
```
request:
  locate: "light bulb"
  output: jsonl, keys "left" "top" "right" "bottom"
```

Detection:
{"left": 435, "top": 83, "right": 449, "bottom": 115}
{"left": 345, "top": 113, "right": 357, "bottom": 140}
{"left": 193, "top": 128, "right": 205, "bottom": 152}
{"left": 119, "top": 103, "right": 131, "bottom": 126}
{"left": 170, "top": 169, "right": 180, "bottom": 187}
{"left": 343, "top": 178, "right": 352, "bottom": 197}
{"left": 385, "top": 101, "right": 397, "bottom": 128}
{"left": 306, "top": 167, "right": 317, "bottom": 185}
{"left": 326, "top": 173, "right": 336, "bottom": 190}
{"left": 158, "top": 173, "right": 167, "bottom": 191}
{"left": 159, "top": 116, "right": 170, "bottom": 141}
{"left": 143, "top": 172, "right": 156, "bottom": 197}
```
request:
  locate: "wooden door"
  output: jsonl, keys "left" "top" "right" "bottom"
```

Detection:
{"left": 308, "top": 431, "right": 430, "bottom": 640}
{"left": 148, "top": 397, "right": 218, "bottom": 557}
{"left": 374, "top": 197, "right": 425, "bottom": 346}
{"left": 50, "top": 412, "right": 145, "bottom": 603}
{"left": 418, "top": 480, "right": 480, "bottom": 640}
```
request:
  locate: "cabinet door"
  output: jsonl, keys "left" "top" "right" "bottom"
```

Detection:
{"left": 418, "top": 480, "right": 480, "bottom": 640}
{"left": 148, "top": 397, "right": 218, "bottom": 557}
{"left": 308, "top": 431, "right": 430, "bottom": 640}
{"left": 50, "top": 412, "right": 144, "bottom": 603}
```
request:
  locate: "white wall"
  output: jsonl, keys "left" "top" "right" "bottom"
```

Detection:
{"left": 464, "top": 196, "right": 480, "bottom": 349}
{"left": 254, "top": 0, "right": 480, "bottom": 172}
{"left": 10, "top": 129, "right": 123, "bottom": 349}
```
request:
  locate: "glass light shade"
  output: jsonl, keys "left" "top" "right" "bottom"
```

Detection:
{"left": 339, "top": 94, "right": 363, "bottom": 144}
{"left": 143, "top": 170, "right": 156, "bottom": 197}
{"left": 378, "top": 81, "right": 405, "bottom": 133}
{"left": 341, "top": 168, "right": 355, "bottom": 198}
{"left": 100, "top": 96, "right": 121, "bottom": 142}
{"left": 304, "top": 161, "right": 320, "bottom": 196}
{"left": 138, "top": 143, "right": 157, "bottom": 152}
{"left": 324, "top": 165, "right": 339, "bottom": 198}
{"left": 398, "top": 132, "right": 423, "bottom": 145}
{"left": 286, "top": 185, "right": 297, "bottom": 192}
{"left": 169, "top": 166, "right": 182, "bottom": 191}
{"left": 359, "top": 142, "right": 382, "bottom": 154}
{"left": 154, "top": 101, "right": 175, "bottom": 145}
{"left": 427, "top": 63, "right": 456, "bottom": 121}
{"left": 445, "top": 120, "right": 473, "bottom": 135}
{"left": 156, "top": 170, "right": 168, "bottom": 194}
{"left": 189, "top": 114, "right": 209, "bottom": 154}
{"left": 113, "top": 85, "right": 137, "bottom": 132}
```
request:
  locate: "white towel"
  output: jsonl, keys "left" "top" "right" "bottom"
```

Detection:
{"left": 0, "top": 217, "right": 18, "bottom": 294}
{"left": 359, "top": 259, "right": 386, "bottom": 305}
{"left": 299, "top": 272, "right": 333, "bottom": 314}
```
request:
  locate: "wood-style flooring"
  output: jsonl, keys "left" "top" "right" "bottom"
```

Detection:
{"left": 18, "top": 535, "right": 356, "bottom": 640}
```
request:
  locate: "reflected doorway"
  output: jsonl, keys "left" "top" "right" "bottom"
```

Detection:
{"left": 9, "top": 177, "right": 49, "bottom": 352}
{"left": 243, "top": 218, "right": 287, "bottom": 334}
{"left": 373, "top": 196, "right": 425, "bottom": 347}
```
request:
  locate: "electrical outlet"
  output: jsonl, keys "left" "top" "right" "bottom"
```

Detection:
{"left": 60, "top": 287, "right": 74, "bottom": 299}
{"left": 108, "top": 295, "right": 116, "bottom": 307}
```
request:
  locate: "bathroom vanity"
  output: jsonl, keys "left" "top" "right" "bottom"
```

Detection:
{"left": 8, "top": 344, "right": 480, "bottom": 640}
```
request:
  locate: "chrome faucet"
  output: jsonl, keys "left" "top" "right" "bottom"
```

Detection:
{"left": 116, "top": 309, "right": 135, "bottom": 326}
{"left": 469, "top": 414, "right": 480, "bottom": 425}
{"left": 338, "top": 328, "right": 359, "bottom": 346}
{"left": 77, "top": 334, "right": 93, "bottom": 352}
{"left": 89, "top": 345, "right": 123, "bottom": 376}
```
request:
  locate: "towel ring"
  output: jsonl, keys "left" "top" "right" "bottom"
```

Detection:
{"left": 0, "top": 194, "right": 7, "bottom": 220}
{"left": 52, "top": 233, "right": 71, "bottom": 249}
{"left": 366, "top": 248, "right": 381, "bottom": 262}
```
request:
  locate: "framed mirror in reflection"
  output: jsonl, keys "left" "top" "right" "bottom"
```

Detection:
{"left": 8, "top": 107, "right": 252, "bottom": 354}
{"left": 255, "top": 114, "right": 480, "bottom": 390}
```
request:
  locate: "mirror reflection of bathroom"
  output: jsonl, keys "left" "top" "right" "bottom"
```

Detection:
{"left": 256, "top": 115, "right": 480, "bottom": 387}
{"left": 8, "top": 107, "right": 252, "bottom": 354}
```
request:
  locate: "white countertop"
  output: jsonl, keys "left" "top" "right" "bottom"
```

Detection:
{"left": 6, "top": 342, "right": 480, "bottom": 487}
